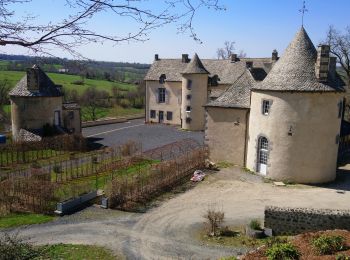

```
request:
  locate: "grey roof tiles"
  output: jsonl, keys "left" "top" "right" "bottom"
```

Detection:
{"left": 206, "top": 69, "right": 255, "bottom": 108}
{"left": 9, "top": 65, "right": 63, "bottom": 97}
{"left": 254, "top": 27, "right": 345, "bottom": 92}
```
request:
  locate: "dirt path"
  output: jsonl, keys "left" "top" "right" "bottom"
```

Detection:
{"left": 3, "top": 167, "right": 350, "bottom": 259}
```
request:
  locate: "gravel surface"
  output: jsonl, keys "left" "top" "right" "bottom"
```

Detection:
{"left": 3, "top": 166, "right": 350, "bottom": 259}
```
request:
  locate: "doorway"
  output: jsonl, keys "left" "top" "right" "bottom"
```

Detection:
{"left": 54, "top": 111, "right": 61, "bottom": 126}
{"left": 257, "top": 136, "right": 268, "bottom": 175}
{"left": 158, "top": 111, "right": 164, "bottom": 123}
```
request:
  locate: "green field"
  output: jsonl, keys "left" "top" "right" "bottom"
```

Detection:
{"left": 0, "top": 70, "right": 137, "bottom": 94}
{"left": 0, "top": 213, "right": 54, "bottom": 229}
{"left": 38, "top": 244, "right": 118, "bottom": 260}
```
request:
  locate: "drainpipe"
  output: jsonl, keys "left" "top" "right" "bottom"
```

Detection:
{"left": 243, "top": 109, "right": 250, "bottom": 167}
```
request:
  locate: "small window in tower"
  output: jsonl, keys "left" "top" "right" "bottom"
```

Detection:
{"left": 150, "top": 110, "right": 156, "bottom": 118}
{"left": 262, "top": 100, "right": 271, "bottom": 115}
{"left": 186, "top": 106, "right": 191, "bottom": 112}
{"left": 186, "top": 117, "right": 192, "bottom": 123}
{"left": 187, "top": 79, "right": 192, "bottom": 90}
{"left": 166, "top": 111, "right": 173, "bottom": 121}
{"left": 338, "top": 100, "right": 343, "bottom": 118}
{"left": 186, "top": 94, "right": 192, "bottom": 100}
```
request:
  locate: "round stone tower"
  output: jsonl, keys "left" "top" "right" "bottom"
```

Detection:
{"left": 246, "top": 27, "right": 345, "bottom": 183}
{"left": 181, "top": 53, "right": 209, "bottom": 131}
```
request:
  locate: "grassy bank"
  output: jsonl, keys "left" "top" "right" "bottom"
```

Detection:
{"left": 38, "top": 244, "right": 119, "bottom": 260}
{"left": 0, "top": 213, "right": 54, "bottom": 229}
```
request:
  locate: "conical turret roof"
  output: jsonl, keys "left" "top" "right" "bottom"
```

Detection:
{"left": 182, "top": 53, "right": 209, "bottom": 74}
{"left": 254, "top": 27, "right": 344, "bottom": 92}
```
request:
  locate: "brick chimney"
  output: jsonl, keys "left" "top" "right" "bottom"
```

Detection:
{"left": 272, "top": 49, "right": 278, "bottom": 61}
{"left": 329, "top": 56, "right": 337, "bottom": 79}
{"left": 182, "top": 54, "right": 189, "bottom": 63}
{"left": 155, "top": 54, "right": 159, "bottom": 61}
{"left": 316, "top": 44, "right": 330, "bottom": 82}
{"left": 230, "top": 54, "right": 238, "bottom": 62}
{"left": 27, "top": 67, "right": 39, "bottom": 91}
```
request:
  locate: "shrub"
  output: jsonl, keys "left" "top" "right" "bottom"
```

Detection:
{"left": 312, "top": 235, "right": 346, "bottom": 255}
{"left": 265, "top": 242, "right": 300, "bottom": 260}
{"left": 336, "top": 254, "right": 350, "bottom": 260}
{"left": 72, "top": 80, "right": 84, "bottom": 85}
{"left": 249, "top": 219, "right": 262, "bottom": 230}
{"left": 203, "top": 206, "right": 225, "bottom": 237}
{"left": 0, "top": 233, "right": 42, "bottom": 260}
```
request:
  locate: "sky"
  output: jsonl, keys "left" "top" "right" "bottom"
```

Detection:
{"left": 2, "top": 0, "right": 350, "bottom": 63}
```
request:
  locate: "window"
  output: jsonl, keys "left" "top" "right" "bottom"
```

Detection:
{"left": 186, "top": 106, "right": 191, "bottom": 112}
{"left": 186, "top": 117, "right": 192, "bottom": 123}
{"left": 158, "top": 88, "right": 166, "bottom": 103}
{"left": 166, "top": 111, "right": 173, "bottom": 121}
{"left": 338, "top": 100, "right": 343, "bottom": 118}
{"left": 187, "top": 79, "right": 192, "bottom": 90}
{"left": 186, "top": 94, "right": 192, "bottom": 100}
{"left": 150, "top": 110, "right": 156, "bottom": 118}
{"left": 262, "top": 100, "right": 271, "bottom": 115}
{"left": 159, "top": 74, "right": 166, "bottom": 84}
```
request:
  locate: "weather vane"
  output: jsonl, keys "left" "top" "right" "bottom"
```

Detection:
{"left": 299, "top": 0, "right": 308, "bottom": 27}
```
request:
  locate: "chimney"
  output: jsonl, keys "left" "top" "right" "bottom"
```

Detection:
{"left": 27, "top": 67, "right": 39, "bottom": 91}
{"left": 329, "top": 56, "right": 337, "bottom": 79}
{"left": 316, "top": 44, "right": 330, "bottom": 82}
{"left": 155, "top": 54, "right": 159, "bottom": 61}
{"left": 272, "top": 49, "right": 278, "bottom": 61}
{"left": 246, "top": 61, "right": 253, "bottom": 70}
{"left": 230, "top": 53, "right": 238, "bottom": 62}
{"left": 182, "top": 54, "right": 189, "bottom": 63}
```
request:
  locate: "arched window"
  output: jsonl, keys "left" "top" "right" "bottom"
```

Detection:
{"left": 257, "top": 136, "right": 269, "bottom": 175}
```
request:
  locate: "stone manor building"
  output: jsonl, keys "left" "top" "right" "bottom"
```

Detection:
{"left": 145, "top": 27, "right": 346, "bottom": 183}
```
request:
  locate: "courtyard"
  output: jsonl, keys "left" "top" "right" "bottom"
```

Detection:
{"left": 4, "top": 165, "right": 350, "bottom": 259}
{"left": 82, "top": 119, "right": 204, "bottom": 150}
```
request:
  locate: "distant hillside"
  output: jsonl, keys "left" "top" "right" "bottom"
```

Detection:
{"left": 0, "top": 54, "right": 150, "bottom": 84}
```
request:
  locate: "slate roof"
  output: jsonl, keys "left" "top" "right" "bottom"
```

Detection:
{"left": 254, "top": 27, "right": 345, "bottom": 92}
{"left": 9, "top": 65, "right": 63, "bottom": 97}
{"left": 182, "top": 53, "right": 209, "bottom": 74}
{"left": 206, "top": 69, "right": 256, "bottom": 108}
{"left": 17, "top": 129, "right": 42, "bottom": 142}
{"left": 145, "top": 55, "right": 273, "bottom": 84}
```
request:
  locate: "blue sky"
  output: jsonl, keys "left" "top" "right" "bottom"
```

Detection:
{"left": 2, "top": 0, "right": 350, "bottom": 63}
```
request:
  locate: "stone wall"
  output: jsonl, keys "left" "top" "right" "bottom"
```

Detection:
{"left": 265, "top": 206, "right": 350, "bottom": 235}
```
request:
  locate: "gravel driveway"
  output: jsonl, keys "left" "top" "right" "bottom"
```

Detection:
{"left": 4, "top": 166, "right": 350, "bottom": 259}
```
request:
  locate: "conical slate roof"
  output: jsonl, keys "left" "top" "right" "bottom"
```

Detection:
{"left": 254, "top": 27, "right": 345, "bottom": 92}
{"left": 9, "top": 65, "right": 63, "bottom": 97}
{"left": 206, "top": 69, "right": 256, "bottom": 108}
{"left": 182, "top": 53, "right": 209, "bottom": 74}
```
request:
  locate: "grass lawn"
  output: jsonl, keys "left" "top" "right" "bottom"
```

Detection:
{"left": 81, "top": 105, "right": 144, "bottom": 121}
{"left": 0, "top": 70, "right": 137, "bottom": 94}
{"left": 38, "top": 244, "right": 120, "bottom": 260}
{"left": 0, "top": 213, "right": 54, "bottom": 229}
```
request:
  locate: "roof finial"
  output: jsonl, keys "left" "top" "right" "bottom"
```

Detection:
{"left": 299, "top": 0, "right": 308, "bottom": 27}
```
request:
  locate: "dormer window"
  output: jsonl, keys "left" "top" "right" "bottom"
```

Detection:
{"left": 159, "top": 74, "right": 166, "bottom": 84}
{"left": 210, "top": 75, "right": 219, "bottom": 86}
{"left": 262, "top": 100, "right": 271, "bottom": 115}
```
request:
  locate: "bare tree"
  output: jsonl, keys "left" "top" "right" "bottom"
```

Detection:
{"left": 0, "top": 79, "right": 11, "bottom": 120}
{"left": 325, "top": 25, "right": 350, "bottom": 87}
{"left": 80, "top": 86, "right": 109, "bottom": 121}
{"left": 216, "top": 41, "right": 246, "bottom": 59}
{"left": 216, "top": 41, "right": 235, "bottom": 59}
{"left": 0, "top": 0, "right": 224, "bottom": 57}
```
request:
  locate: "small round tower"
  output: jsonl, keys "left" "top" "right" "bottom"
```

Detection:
{"left": 246, "top": 27, "right": 345, "bottom": 184}
{"left": 181, "top": 53, "right": 209, "bottom": 131}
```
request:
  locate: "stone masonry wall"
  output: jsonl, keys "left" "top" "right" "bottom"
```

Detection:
{"left": 265, "top": 206, "right": 350, "bottom": 235}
